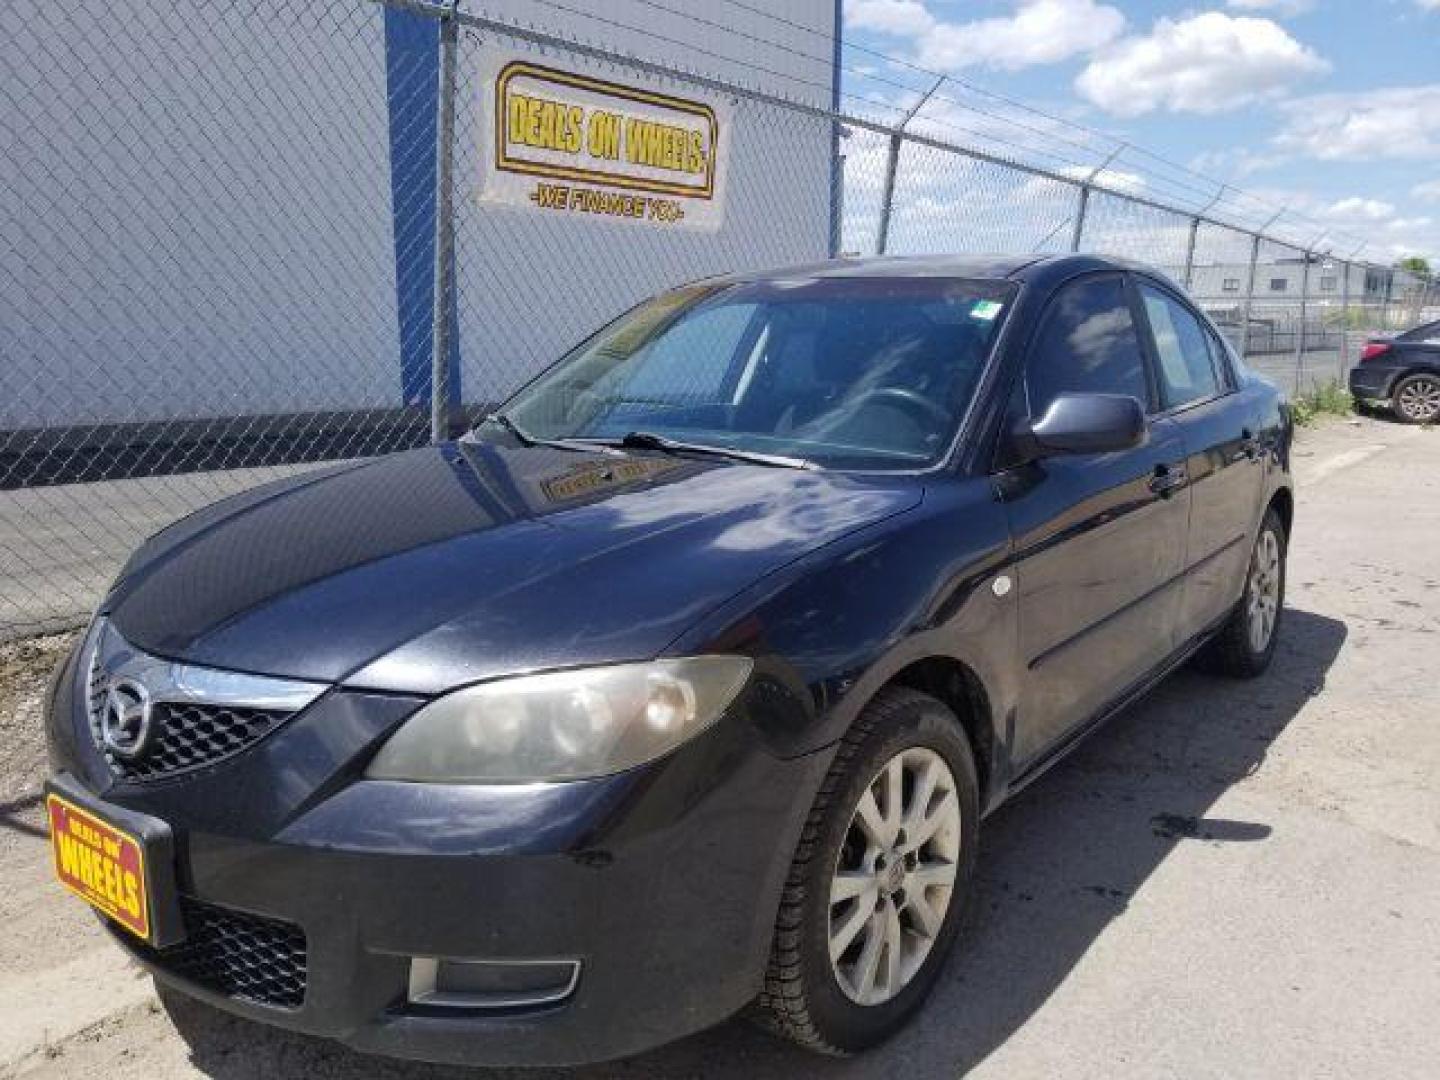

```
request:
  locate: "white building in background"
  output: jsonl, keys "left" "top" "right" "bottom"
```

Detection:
{"left": 1189, "top": 255, "right": 1414, "bottom": 305}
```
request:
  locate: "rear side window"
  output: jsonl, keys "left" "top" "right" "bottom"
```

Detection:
{"left": 1139, "top": 284, "right": 1221, "bottom": 409}
{"left": 1026, "top": 275, "right": 1150, "bottom": 416}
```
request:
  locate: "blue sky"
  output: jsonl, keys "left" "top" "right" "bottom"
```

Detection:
{"left": 842, "top": 0, "right": 1440, "bottom": 261}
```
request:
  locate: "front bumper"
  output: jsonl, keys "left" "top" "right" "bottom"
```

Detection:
{"left": 45, "top": 640, "right": 831, "bottom": 1066}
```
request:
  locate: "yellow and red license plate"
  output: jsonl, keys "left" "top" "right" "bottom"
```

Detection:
{"left": 47, "top": 793, "right": 150, "bottom": 941}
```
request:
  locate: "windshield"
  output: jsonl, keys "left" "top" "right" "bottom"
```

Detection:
{"left": 495, "top": 276, "right": 1015, "bottom": 471}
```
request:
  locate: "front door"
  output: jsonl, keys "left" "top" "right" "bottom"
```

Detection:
{"left": 998, "top": 273, "right": 1191, "bottom": 768}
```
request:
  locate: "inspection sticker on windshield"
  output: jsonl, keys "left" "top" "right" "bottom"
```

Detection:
{"left": 970, "top": 300, "right": 1003, "bottom": 321}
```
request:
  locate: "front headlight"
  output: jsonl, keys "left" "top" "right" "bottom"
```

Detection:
{"left": 364, "top": 657, "right": 753, "bottom": 783}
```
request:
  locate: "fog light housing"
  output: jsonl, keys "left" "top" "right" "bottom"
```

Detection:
{"left": 406, "top": 956, "right": 581, "bottom": 1010}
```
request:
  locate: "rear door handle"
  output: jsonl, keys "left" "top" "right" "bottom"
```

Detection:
{"left": 1149, "top": 464, "right": 1188, "bottom": 497}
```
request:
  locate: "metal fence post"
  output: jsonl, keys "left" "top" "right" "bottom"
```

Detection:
{"left": 1239, "top": 233, "right": 1260, "bottom": 358}
{"left": 875, "top": 76, "right": 942, "bottom": 255}
{"left": 1070, "top": 143, "right": 1123, "bottom": 255}
{"left": 1070, "top": 185, "right": 1089, "bottom": 253}
{"left": 1182, "top": 216, "right": 1200, "bottom": 288}
{"left": 875, "top": 131, "right": 902, "bottom": 255}
{"left": 1378, "top": 267, "right": 1393, "bottom": 334}
{"left": 1293, "top": 251, "right": 1311, "bottom": 395}
{"left": 430, "top": 1, "right": 459, "bottom": 444}
{"left": 1338, "top": 260, "right": 1352, "bottom": 380}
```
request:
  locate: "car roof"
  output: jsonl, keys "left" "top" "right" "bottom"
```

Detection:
{"left": 715, "top": 253, "right": 1163, "bottom": 288}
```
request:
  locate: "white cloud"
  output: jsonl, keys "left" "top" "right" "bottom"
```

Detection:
{"left": 844, "top": 0, "right": 935, "bottom": 37}
{"left": 1189, "top": 147, "right": 1289, "bottom": 178}
{"left": 1225, "top": 0, "right": 1313, "bottom": 14}
{"left": 1414, "top": 180, "right": 1440, "bottom": 202}
{"left": 845, "top": 0, "right": 1125, "bottom": 72}
{"left": 1276, "top": 85, "right": 1440, "bottom": 160}
{"left": 1075, "top": 13, "right": 1329, "bottom": 117}
{"left": 918, "top": 0, "right": 1126, "bottom": 71}
{"left": 1240, "top": 186, "right": 1440, "bottom": 262}
{"left": 1326, "top": 197, "right": 1397, "bottom": 222}
{"left": 1385, "top": 216, "right": 1434, "bottom": 232}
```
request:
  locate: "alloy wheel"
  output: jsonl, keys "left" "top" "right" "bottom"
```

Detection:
{"left": 1396, "top": 376, "right": 1440, "bottom": 423}
{"left": 1247, "top": 528, "right": 1282, "bottom": 653}
{"left": 828, "top": 747, "right": 961, "bottom": 1006}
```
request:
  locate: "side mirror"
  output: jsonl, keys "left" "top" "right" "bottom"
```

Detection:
{"left": 1016, "top": 393, "right": 1148, "bottom": 459}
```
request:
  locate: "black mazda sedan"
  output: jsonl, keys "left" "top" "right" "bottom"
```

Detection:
{"left": 45, "top": 254, "right": 1293, "bottom": 1066}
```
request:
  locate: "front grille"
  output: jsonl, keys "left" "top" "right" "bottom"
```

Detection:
{"left": 86, "top": 662, "right": 290, "bottom": 782}
{"left": 131, "top": 896, "right": 307, "bottom": 1009}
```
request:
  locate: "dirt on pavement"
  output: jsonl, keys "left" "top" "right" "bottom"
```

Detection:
{"left": 2, "top": 415, "right": 1438, "bottom": 1079}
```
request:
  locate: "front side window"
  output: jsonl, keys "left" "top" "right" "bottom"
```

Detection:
{"left": 1139, "top": 284, "right": 1222, "bottom": 409}
{"left": 1205, "top": 328, "right": 1237, "bottom": 389}
{"left": 497, "top": 277, "right": 1015, "bottom": 470}
{"left": 1024, "top": 275, "right": 1150, "bottom": 416}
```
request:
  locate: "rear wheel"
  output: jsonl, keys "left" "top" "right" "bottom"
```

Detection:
{"left": 1392, "top": 373, "right": 1440, "bottom": 424}
{"left": 1196, "top": 506, "right": 1286, "bottom": 678}
{"left": 756, "top": 687, "right": 979, "bottom": 1054}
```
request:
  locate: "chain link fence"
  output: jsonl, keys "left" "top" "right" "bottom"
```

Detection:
{"left": 3, "top": 0, "right": 1436, "bottom": 641}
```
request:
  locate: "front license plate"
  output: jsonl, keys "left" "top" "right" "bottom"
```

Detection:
{"left": 47, "top": 793, "right": 151, "bottom": 941}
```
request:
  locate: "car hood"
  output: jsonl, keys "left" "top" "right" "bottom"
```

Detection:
{"left": 104, "top": 441, "right": 922, "bottom": 692}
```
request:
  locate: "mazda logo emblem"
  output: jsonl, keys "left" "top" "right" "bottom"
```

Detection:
{"left": 101, "top": 678, "right": 154, "bottom": 759}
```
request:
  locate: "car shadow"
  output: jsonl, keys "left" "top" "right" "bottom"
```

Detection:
{"left": 162, "top": 607, "right": 1346, "bottom": 1080}
{"left": 1352, "top": 401, "right": 1402, "bottom": 424}
{"left": 0, "top": 793, "right": 47, "bottom": 838}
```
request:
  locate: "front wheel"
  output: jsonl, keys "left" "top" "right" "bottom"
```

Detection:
{"left": 1196, "top": 506, "right": 1287, "bottom": 678}
{"left": 755, "top": 687, "right": 980, "bottom": 1054}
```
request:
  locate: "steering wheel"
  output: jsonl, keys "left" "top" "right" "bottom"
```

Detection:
{"left": 847, "top": 387, "right": 952, "bottom": 427}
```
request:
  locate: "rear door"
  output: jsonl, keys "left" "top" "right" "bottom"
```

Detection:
{"left": 1134, "top": 279, "right": 1265, "bottom": 639}
{"left": 999, "top": 272, "right": 1191, "bottom": 767}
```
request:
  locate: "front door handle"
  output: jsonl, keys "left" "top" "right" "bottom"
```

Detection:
{"left": 1237, "top": 428, "right": 1262, "bottom": 461}
{"left": 1149, "top": 464, "right": 1188, "bottom": 497}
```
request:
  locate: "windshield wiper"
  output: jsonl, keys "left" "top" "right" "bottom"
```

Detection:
{"left": 481, "top": 413, "right": 624, "bottom": 456}
{"left": 582, "top": 431, "right": 817, "bottom": 471}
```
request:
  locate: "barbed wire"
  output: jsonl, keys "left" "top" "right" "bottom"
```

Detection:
{"left": 502, "top": 0, "right": 1110, "bottom": 177}
{"left": 696, "top": 0, "right": 1385, "bottom": 260}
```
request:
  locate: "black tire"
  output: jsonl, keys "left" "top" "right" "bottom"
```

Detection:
{"left": 1196, "top": 507, "right": 1286, "bottom": 678}
{"left": 755, "top": 686, "right": 980, "bottom": 1055}
{"left": 1391, "top": 373, "right": 1440, "bottom": 425}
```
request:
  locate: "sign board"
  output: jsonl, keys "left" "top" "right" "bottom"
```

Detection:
{"left": 477, "top": 57, "right": 730, "bottom": 232}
